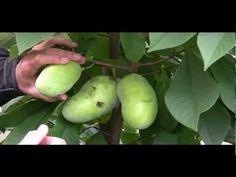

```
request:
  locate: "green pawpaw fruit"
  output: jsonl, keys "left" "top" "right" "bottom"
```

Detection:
{"left": 62, "top": 75, "right": 118, "bottom": 123}
{"left": 117, "top": 74, "right": 158, "bottom": 130}
{"left": 35, "top": 61, "right": 82, "bottom": 97}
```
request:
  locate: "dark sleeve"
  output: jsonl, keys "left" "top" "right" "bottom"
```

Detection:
{"left": 0, "top": 48, "right": 24, "bottom": 106}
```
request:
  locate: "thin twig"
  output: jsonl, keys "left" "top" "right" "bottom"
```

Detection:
{"left": 142, "top": 65, "right": 179, "bottom": 76}
{"left": 88, "top": 59, "right": 129, "bottom": 71}
{"left": 139, "top": 45, "right": 196, "bottom": 67}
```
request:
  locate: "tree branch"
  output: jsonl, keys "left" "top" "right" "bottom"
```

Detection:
{"left": 99, "top": 33, "right": 123, "bottom": 145}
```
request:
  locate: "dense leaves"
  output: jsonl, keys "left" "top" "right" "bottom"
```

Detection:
{"left": 3, "top": 102, "right": 58, "bottom": 144}
{"left": 0, "top": 32, "right": 234, "bottom": 145}
{"left": 211, "top": 55, "right": 235, "bottom": 112}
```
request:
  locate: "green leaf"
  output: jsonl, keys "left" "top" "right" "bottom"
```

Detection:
{"left": 49, "top": 114, "right": 79, "bottom": 145}
{"left": 139, "top": 120, "right": 158, "bottom": 144}
{"left": 153, "top": 128, "right": 178, "bottom": 144}
{"left": 9, "top": 44, "right": 19, "bottom": 59}
{"left": 1, "top": 96, "right": 25, "bottom": 113}
{"left": 197, "top": 33, "right": 235, "bottom": 70}
{"left": 198, "top": 101, "right": 231, "bottom": 145}
{"left": 121, "top": 130, "right": 140, "bottom": 144}
{"left": 148, "top": 33, "right": 196, "bottom": 52}
{"left": 228, "top": 46, "right": 235, "bottom": 56}
{"left": 224, "top": 124, "right": 235, "bottom": 144}
{"left": 80, "top": 32, "right": 98, "bottom": 40}
{"left": 175, "top": 125, "right": 200, "bottom": 144}
{"left": 0, "top": 100, "right": 47, "bottom": 129}
{"left": 3, "top": 103, "right": 57, "bottom": 144}
{"left": 165, "top": 51, "right": 220, "bottom": 131}
{"left": 55, "top": 32, "right": 71, "bottom": 39}
{"left": 16, "top": 32, "right": 55, "bottom": 54}
{"left": 155, "top": 71, "right": 178, "bottom": 132}
{"left": 74, "top": 34, "right": 98, "bottom": 57}
{"left": 0, "top": 33, "right": 16, "bottom": 48}
{"left": 92, "top": 35, "right": 109, "bottom": 59}
{"left": 86, "top": 132, "right": 107, "bottom": 145}
{"left": 120, "top": 33, "right": 146, "bottom": 62}
{"left": 211, "top": 55, "right": 235, "bottom": 112}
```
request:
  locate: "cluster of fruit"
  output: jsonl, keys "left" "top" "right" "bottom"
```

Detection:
{"left": 35, "top": 61, "right": 158, "bottom": 130}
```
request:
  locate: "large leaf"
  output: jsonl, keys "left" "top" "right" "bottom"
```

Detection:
{"left": 16, "top": 32, "right": 55, "bottom": 54}
{"left": 211, "top": 55, "right": 235, "bottom": 112}
{"left": 148, "top": 33, "right": 196, "bottom": 52}
{"left": 0, "top": 33, "right": 16, "bottom": 48}
{"left": 120, "top": 33, "right": 145, "bottom": 62}
{"left": 0, "top": 100, "right": 46, "bottom": 129}
{"left": 3, "top": 103, "right": 57, "bottom": 144}
{"left": 165, "top": 51, "right": 220, "bottom": 131}
{"left": 49, "top": 114, "right": 79, "bottom": 145}
{"left": 197, "top": 33, "right": 235, "bottom": 70}
{"left": 199, "top": 101, "right": 231, "bottom": 145}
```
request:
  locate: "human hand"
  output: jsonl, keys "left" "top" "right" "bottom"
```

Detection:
{"left": 19, "top": 124, "right": 66, "bottom": 145}
{"left": 15, "top": 37, "right": 86, "bottom": 102}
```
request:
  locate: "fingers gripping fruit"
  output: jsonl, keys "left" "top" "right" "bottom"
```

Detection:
{"left": 35, "top": 61, "right": 82, "bottom": 97}
{"left": 62, "top": 76, "right": 118, "bottom": 123}
{"left": 117, "top": 74, "right": 158, "bottom": 130}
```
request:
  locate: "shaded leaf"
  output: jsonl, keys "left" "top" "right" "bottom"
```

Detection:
{"left": 211, "top": 55, "right": 235, "bottom": 112}
{"left": 155, "top": 71, "right": 178, "bottom": 132}
{"left": 0, "top": 33, "right": 15, "bottom": 48}
{"left": 199, "top": 101, "right": 231, "bottom": 144}
{"left": 92, "top": 35, "right": 109, "bottom": 59}
{"left": 86, "top": 132, "right": 107, "bottom": 145}
{"left": 175, "top": 125, "right": 200, "bottom": 144}
{"left": 153, "top": 128, "right": 178, "bottom": 144}
{"left": 9, "top": 44, "right": 19, "bottom": 59}
{"left": 121, "top": 130, "right": 140, "bottom": 144}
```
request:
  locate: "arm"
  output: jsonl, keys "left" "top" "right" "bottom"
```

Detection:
{"left": 0, "top": 48, "right": 24, "bottom": 106}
